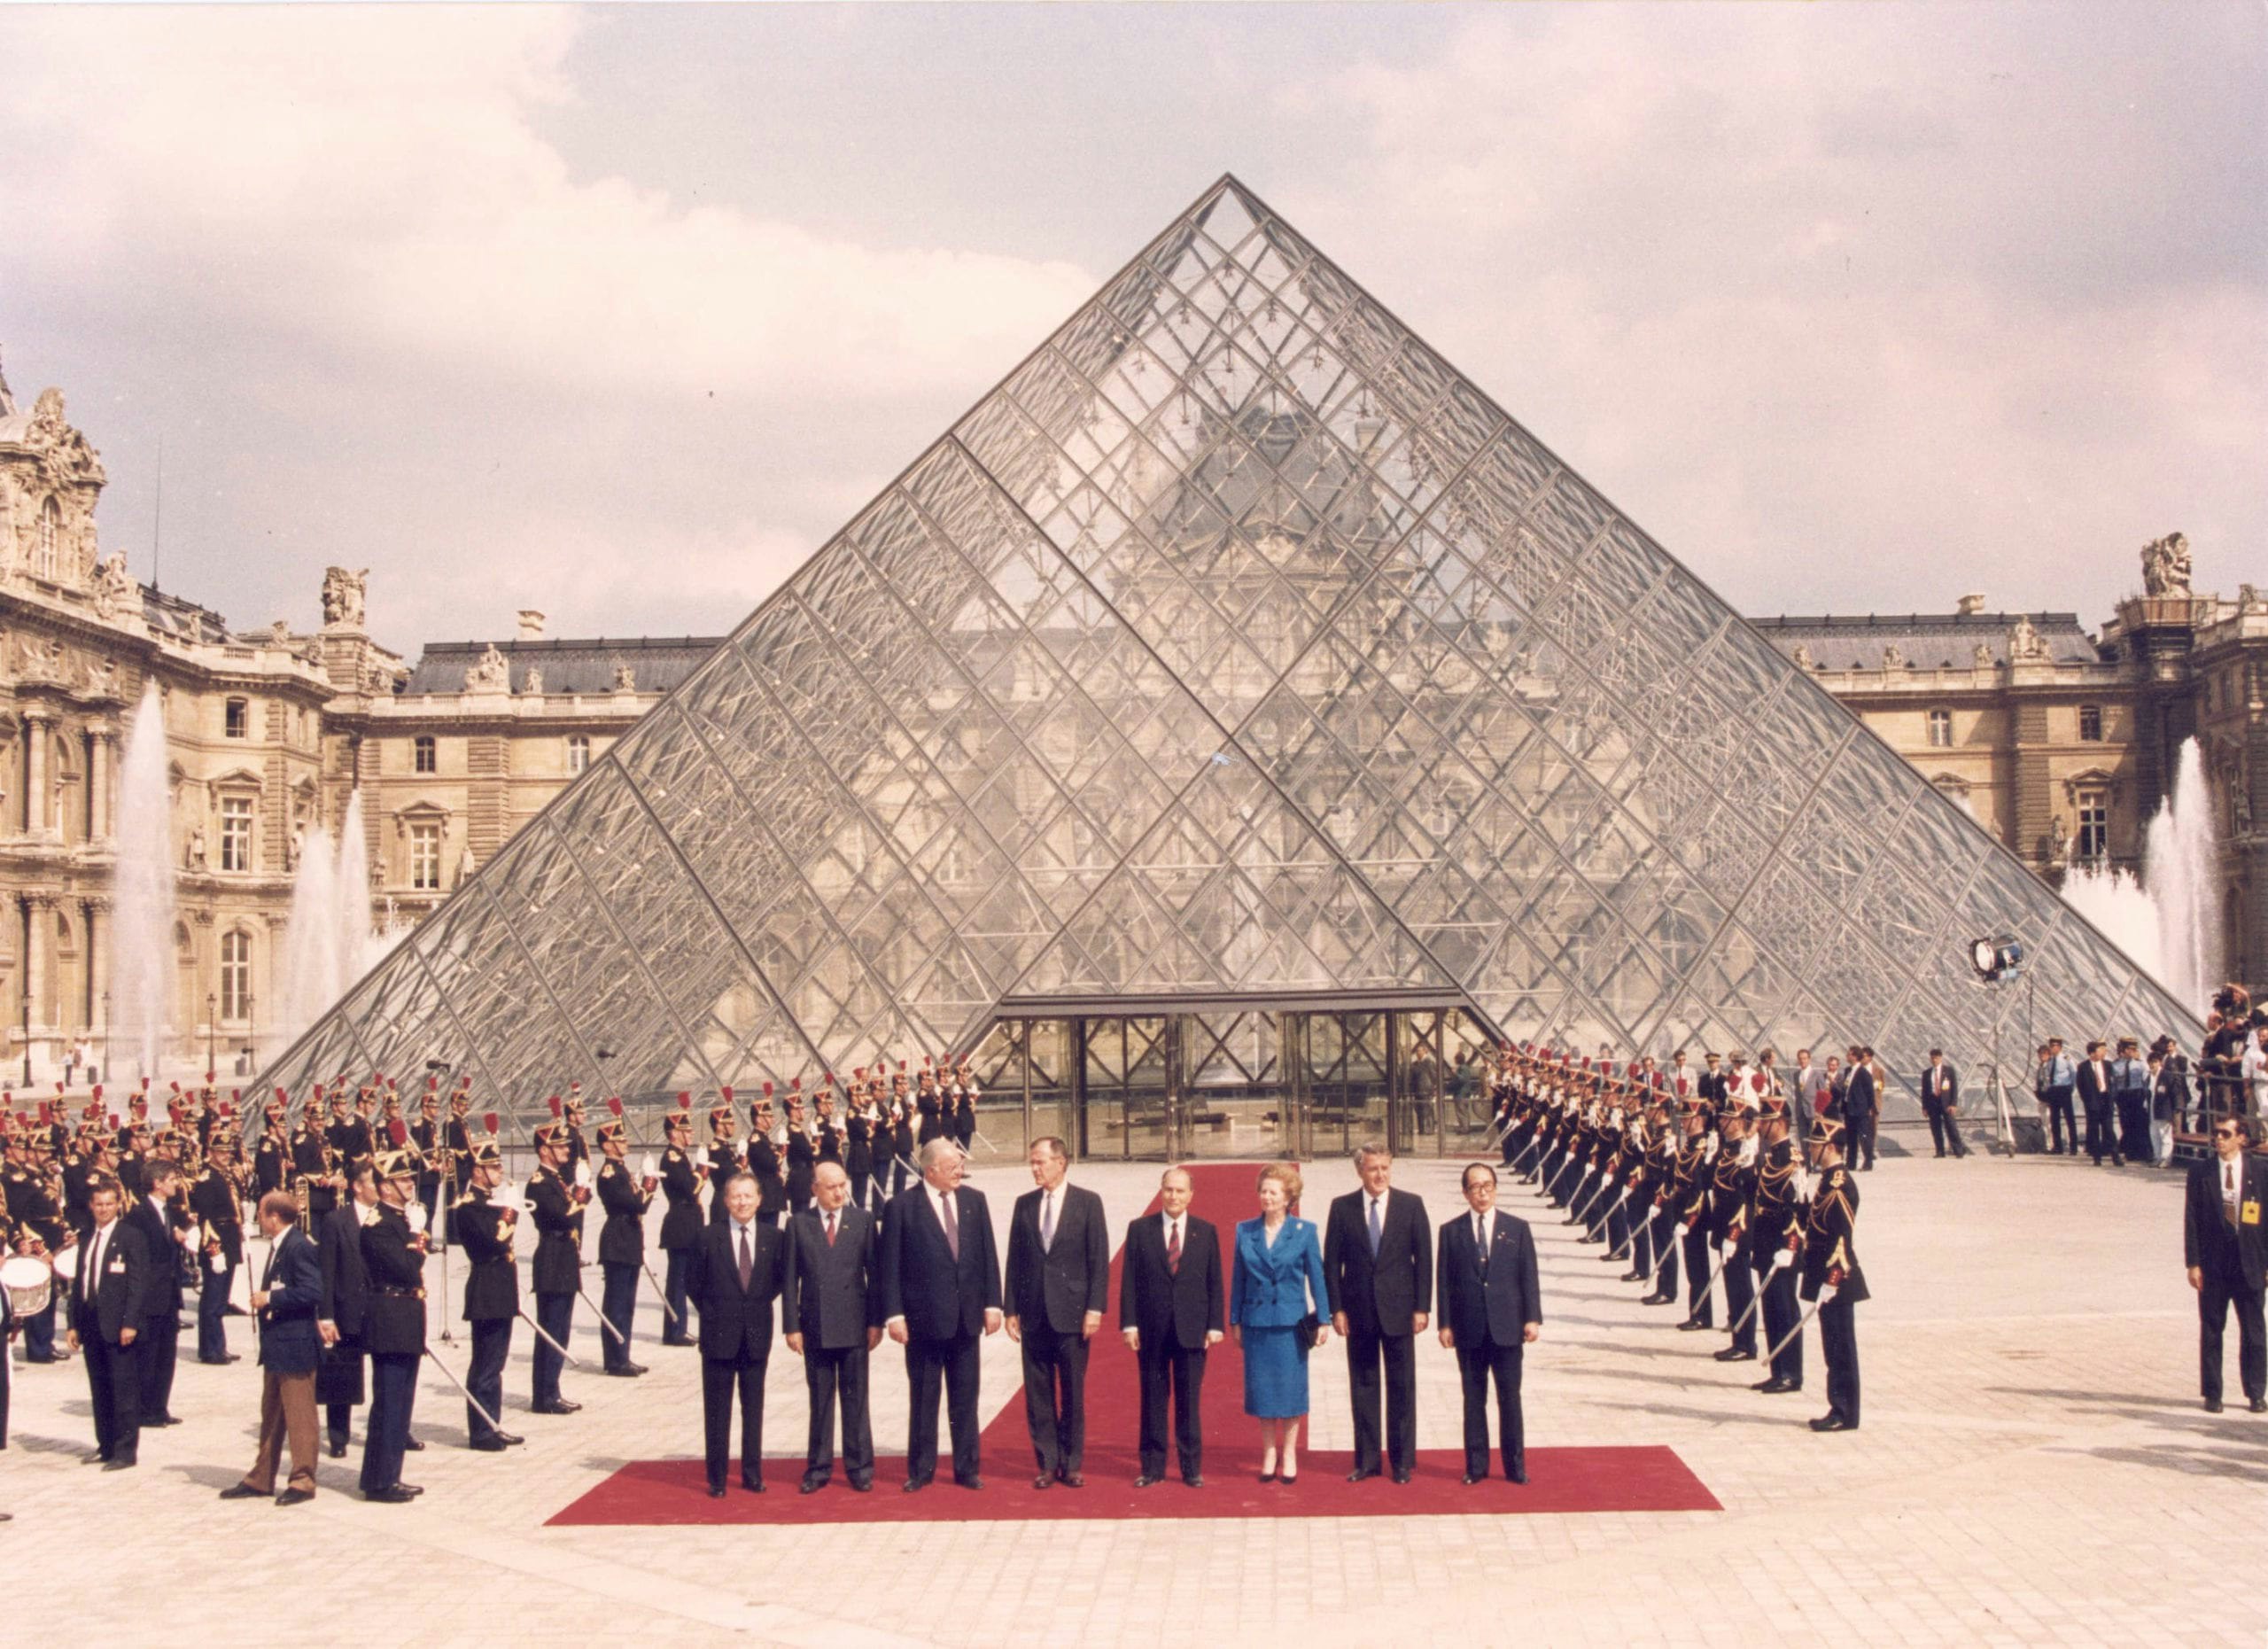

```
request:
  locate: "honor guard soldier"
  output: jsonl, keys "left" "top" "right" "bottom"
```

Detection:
{"left": 294, "top": 1092, "right": 338, "bottom": 1221}
{"left": 707, "top": 1101, "right": 742, "bottom": 1227}
{"left": 1749, "top": 1097, "right": 1806, "bottom": 1395}
{"left": 1705, "top": 1109, "right": 1759, "bottom": 1361}
{"left": 1800, "top": 1116, "right": 1868, "bottom": 1431}
{"left": 454, "top": 1141, "right": 524, "bottom": 1451}
{"left": 752, "top": 1085, "right": 788, "bottom": 1224}
{"left": 445, "top": 1085, "right": 476, "bottom": 1211}
{"left": 784, "top": 1093, "right": 817, "bottom": 1217}
{"left": 254, "top": 1095, "right": 288, "bottom": 1200}
{"left": 411, "top": 1087, "right": 444, "bottom": 1225}
{"left": 190, "top": 1131, "right": 245, "bottom": 1365}
{"left": 844, "top": 1082, "right": 876, "bottom": 1212}
{"left": 527, "top": 1121, "right": 588, "bottom": 1415}
{"left": 1669, "top": 1100, "right": 1714, "bottom": 1323}
{"left": 563, "top": 1088, "right": 591, "bottom": 1171}
{"left": 356, "top": 1146, "right": 429, "bottom": 1502}
{"left": 594, "top": 1116, "right": 652, "bottom": 1377}
{"left": 657, "top": 1098, "right": 703, "bottom": 1345}
{"left": 6, "top": 1122, "right": 68, "bottom": 1362}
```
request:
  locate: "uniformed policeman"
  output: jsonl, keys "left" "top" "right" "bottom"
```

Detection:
{"left": 1749, "top": 1097, "right": 1806, "bottom": 1395}
{"left": 454, "top": 1141, "right": 524, "bottom": 1451}
{"left": 526, "top": 1122, "right": 588, "bottom": 1415}
{"left": 594, "top": 1118, "right": 651, "bottom": 1377}
{"left": 657, "top": 1100, "right": 703, "bottom": 1347}
{"left": 1800, "top": 1116, "right": 1868, "bottom": 1431}
{"left": 356, "top": 1146, "right": 428, "bottom": 1502}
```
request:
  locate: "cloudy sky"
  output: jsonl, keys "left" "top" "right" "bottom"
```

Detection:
{"left": 1, "top": 4, "right": 2259, "bottom": 654}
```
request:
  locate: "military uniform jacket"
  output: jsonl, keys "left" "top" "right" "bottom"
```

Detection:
{"left": 292, "top": 1131, "right": 336, "bottom": 1217}
{"left": 4, "top": 1165, "right": 64, "bottom": 1250}
{"left": 359, "top": 1204, "right": 427, "bottom": 1355}
{"left": 658, "top": 1146, "right": 703, "bottom": 1250}
{"left": 454, "top": 1194, "right": 520, "bottom": 1322}
{"left": 1669, "top": 1141, "right": 1711, "bottom": 1220}
{"left": 1798, "top": 1164, "right": 1868, "bottom": 1303}
{"left": 1751, "top": 1140, "right": 1804, "bottom": 1255}
{"left": 253, "top": 1137, "right": 285, "bottom": 1198}
{"left": 526, "top": 1168, "right": 584, "bottom": 1295}
{"left": 783, "top": 1130, "right": 816, "bottom": 1205}
{"left": 844, "top": 1113, "right": 874, "bottom": 1178}
{"left": 595, "top": 1156, "right": 649, "bottom": 1264}
{"left": 705, "top": 1141, "right": 741, "bottom": 1223}
{"left": 745, "top": 1134, "right": 782, "bottom": 1199}
{"left": 190, "top": 1165, "right": 244, "bottom": 1264}
{"left": 1706, "top": 1147, "right": 1757, "bottom": 1246}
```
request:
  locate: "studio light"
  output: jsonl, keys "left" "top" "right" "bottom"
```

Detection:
{"left": 1969, "top": 934, "right": 2025, "bottom": 982}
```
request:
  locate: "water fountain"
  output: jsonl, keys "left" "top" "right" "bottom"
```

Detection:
{"left": 106, "top": 681, "right": 176, "bottom": 1078}
{"left": 277, "top": 789, "right": 402, "bottom": 1046}
{"left": 2059, "top": 735, "right": 2221, "bottom": 1007}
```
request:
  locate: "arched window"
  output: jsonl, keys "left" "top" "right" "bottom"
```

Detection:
{"left": 220, "top": 930, "right": 252, "bottom": 1021}
{"left": 33, "top": 497, "right": 60, "bottom": 579}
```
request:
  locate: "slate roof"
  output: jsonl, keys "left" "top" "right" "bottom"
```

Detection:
{"left": 1751, "top": 611, "right": 2102, "bottom": 671}
{"left": 399, "top": 634, "right": 724, "bottom": 696}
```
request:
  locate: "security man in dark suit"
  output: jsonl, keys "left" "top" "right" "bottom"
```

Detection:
{"left": 2184, "top": 1115, "right": 2267, "bottom": 1412}
{"left": 220, "top": 1190, "right": 324, "bottom": 1503}
{"left": 1004, "top": 1136, "right": 1110, "bottom": 1490}
{"left": 454, "top": 1141, "right": 525, "bottom": 1451}
{"left": 1840, "top": 1049, "right": 1879, "bottom": 1171}
{"left": 356, "top": 1148, "right": 428, "bottom": 1503}
{"left": 127, "top": 1155, "right": 189, "bottom": 1427}
{"left": 1119, "top": 1166, "right": 1224, "bottom": 1488}
{"left": 527, "top": 1122, "right": 589, "bottom": 1415}
{"left": 2076, "top": 1039, "right": 2117, "bottom": 1167}
{"left": 317, "top": 1159, "right": 375, "bottom": 1456}
{"left": 1919, "top": 1049, "right": 1967, "bottom": 1159}
{"left": 594, "top": 1119, "right": 651, "bottom": 1378}
{"left": 1323, "top": 1142, "right": 1433, "bottom": 1484}
{"left": 880, "top": 1137, "right": 1003, "bottom": 1492}
{"left": 658, "top": 1100, "right": 703, "bottom": 1346}
{"left": 1801, "top": 1116, "right": 1869, "bottom": 1432}
{"left": 1436, "top": 1163, "right": 1542, "bottom": 1483}
{"left": 689, "top": 1170, "right": 785, "bottom": 1497}
{"left": 781, "top": 1161, "right": 883, "bottom": 1493}
{"left": 67, "top": 1176, "right": 150, "bottom": 1468}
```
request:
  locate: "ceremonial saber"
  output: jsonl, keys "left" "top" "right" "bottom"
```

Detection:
{"left": 1764, "top": 1282, "right": 1835, "bottom": 1367}
{"left": 577, "top": 1283, "right": 629, "bottom": 1348}
{"left": 1570, "top": 1173, "right": 1617, "bottom": 1226}
{"left": 1650, "top": 1221, "right": 1689, "bottom": 1283}
{"left": 1728, "top": 1249, "right": 1795, "bottom": 1339}
{"left": 422, "top": 1347, "right": 504, "bottom": 1438}
{"left": 517, "top": 1309, "right": 582, "bottom": 1367}
{"left": 640, "top": 1258, "right": 681, "bottom": 1324}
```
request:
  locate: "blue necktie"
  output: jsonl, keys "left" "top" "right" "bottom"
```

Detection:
{"left": 1368, "top": 1196, "right": 1382, "bottom": 1256}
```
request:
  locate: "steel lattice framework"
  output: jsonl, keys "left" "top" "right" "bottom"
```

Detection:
{"left": 255, "top": 176, "right": 2198, "bottom": 1126}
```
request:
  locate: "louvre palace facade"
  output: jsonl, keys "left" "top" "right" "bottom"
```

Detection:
{"left": 2, "top": 180, "right": 2258, "bottom": 1157}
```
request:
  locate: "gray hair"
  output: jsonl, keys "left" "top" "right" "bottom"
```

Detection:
{"left": 1158, "top": 1166, "right": 1192, "bottom": 1191}
{"left": 1029, "top": 1135, "right": 1068, "bottom": 1162}
{"left": 918, "top": 1136, "right": 965, "bottom": 1171}
{"left": 1352, "top": 1140, "right": 1393, "bottom": 1167}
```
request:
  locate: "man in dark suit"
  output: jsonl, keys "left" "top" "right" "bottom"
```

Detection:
{"left": 781, "top": 1162, "right": 882, "bottom": 1493}
{"left": 357, "top": 1149, "right": 429, "bottom": 1503}
{"left": 594, "top": 1119, "right": 651, "bottom": 1378}
{"left": 1004, "top": 1136, "right": 1109, "bottom": 1490}
{"left": 880, "top": 1137, "right": 1002, "bottom": 1492}
{"left": 454, "top": 1141, "right": 525, "bottom": 1451}
{"left": 2184, "top": 1116, "right": 2267, "bottom": 1412}
{"left": 1119, "top": 1166, "right": 1223, "bottom": 1488}
{"left": 689, "top": 1171, "right": 784, "bottom": 1497}
{"left": 1920, "top": 1049, "right": 1968, "bottom": 1159}
{"left": 126, "top": 1155, "right": 189, "bottom": 1427}
{"left": 1436, "top": 1163, "right": 1542, "bottom": 1483}
{"left": 526, "top": 1123, "right": 589, "bottom": 1414}
{"left": 1841, "top": 1049, "right": 1879, "bottom": 1171}
{"left": 67, "top": 1177, "right": 150, "bottom": 1468}
{"left": 317, "top": 1158, "right": 375, "bottom": 1456}
{"left": 1324, "top": 1142, "right": 1433, "bottom": 1483}
{"left": 220, "top": 1191, "right": 324, "bottom": 1502}
{"left": 2076, "top": 1039, "right": 2118, "bottom": 1167}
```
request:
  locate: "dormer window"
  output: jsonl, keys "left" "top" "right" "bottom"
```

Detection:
{"left": 225, "top": 697, "right": 249, "bottom": 739}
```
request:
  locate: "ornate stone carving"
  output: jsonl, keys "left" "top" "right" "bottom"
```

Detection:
{"left": 521, "top": 666, "right": 542, "bottom": 696}
{"left": 22, "top": 387, "right": 105, "bottom": 488}
{"left": 1791, "top": 642, "right": 1813, "bottom": 670}
{"left": 322, "top": 566, "right": 369, "bottom": 629}
{"left": 2140, "top": 532, "right": 2192, "bottom": 598}
{"left": 611, "top": 662, "right": 636, "bottom": 692}
{"left": 1882, "top": 643, "right": 1906, "bottom": 671}
{"left": 92, "top": 551, "right": 136, "bottom": 620}
{"left": 1974, "top": 642, "right": 1995, "bottom": 669}
{"left": 2007, "top": 614, "right": 2047, "bottom": 662}
{"left": 463, "top": 643, "right": 510, "bottom": 693}
{"left": 187, "top": 823, "right": 208, "bottom": 869}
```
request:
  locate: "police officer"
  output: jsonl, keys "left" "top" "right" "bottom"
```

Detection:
{"left": 594, "top": 1117, "right": 651, "bottom": 1377}
{"left": 1800, "top": 1116, "right": 1868, "bottom": 1432}
{"left": 356, "top": 1147, "right": 428, "bottom": 1502}
{"left": 1749, "top": 1098, "right": 1806, "bottom": 1395}
{"left": 658, "top": 1100, "right": 703, "bottom": 1347}
{"left": 526, "top": 1122, "right": 588, "bottom": 1416}
{"left": 454, "top": 1141, "right": 524, "bottom": 1451}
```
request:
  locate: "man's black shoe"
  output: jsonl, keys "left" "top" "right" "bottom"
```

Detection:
{"left": 404, "top": 1436, "right": 424, "bottom": 1452}
{"left": 1391, "top": 1468, "right": 1413, "bottom": 1484}
{"left": 801, "top": 1478, "right": 827, "bottom": 1495}
{"left": 1059, "top": 1472, "right": 1084, "bottom": 1488}
{"left": 497, "top": 1431, "right": 525, "bottom": 1446}
{"left": 1809, "top": 1414, "right": 1853, "bottom": 1433}
{"left": 848, "top": 1477, "right": 873, "bottom": 1493}
{"left": 1031, "top": 1474, "right": 1052, "bottom": 1490}
{"left": 1183, "top": 1474, "right": 1204, "bottom": 1488}
{"left": 901, "top": 1476, "right": 930, "bottom": 1494}
{"left": 741, "top": 1478, "right": 765, "bottom": 1494}
{"left": 103, "top": 1454, "right": 137, "bottom": 1471}
{"left": 219, "top": 1483, "right": 267, "bottom": 1499}
{"left": 1677, "top": 1318, "right": 1713, "bottom": 1332}
{"left": 707, "top": 1484, "right": 727, "bottom": 1499}
{"left": 1461, "top": 1471, "right": 1485, "bottom": 1486}
{"left": 532, "top": 1400, "right": 581, "bottom": 1415}
{"left": 952, "top": 1474, "right": 983, "bottom": 1490}
{"left": 82, "top": 1451, "right": 110, "bottom": 1466}
{"left": 2204, "top": 1397, "right": 2225, "bottom": 1413}
{"left": 1132, "top": 1474, "right": 1161, "bottom": 1489}
{"left": 470, "top": 1437, "right": 509, "bottom": 1453}
{"left": 1345, "top": 1467, "right": 1379, "bottom": 1483}
{"left": 365, "top": 1485, "right": 417, "bottom": 1504}
{"left": 275, "top": 1488, "right": 314, "bottom": 1506}
{"left": 327, "top": 1437, "right": 348, "bottom": 1458}
{"left": 1640, "top": 1290, "right": 1674, "bottom": 1305}
{"left": 1714, "top": 1347, "right": 1756, "bottom": 1362}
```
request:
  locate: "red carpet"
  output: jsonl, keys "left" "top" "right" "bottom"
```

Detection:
{"left": 547, "top": 1165, "right": 1720, "bottom": 1526}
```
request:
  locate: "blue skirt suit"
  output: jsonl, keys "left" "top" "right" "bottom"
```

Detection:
{"left": 1230, "top": 1215, "right": 1332, "bottom": 1420}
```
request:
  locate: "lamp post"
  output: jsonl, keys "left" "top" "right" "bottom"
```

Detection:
{"left": 206, "top": 991, "right": 216, "bottom": 1085}
{"left": 102, "top": 989, "right": 113, "bottom": 1088}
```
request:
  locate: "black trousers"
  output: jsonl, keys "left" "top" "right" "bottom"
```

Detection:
{"left": 2116, "top": 1095, "right": 2150, "bottom": 1163}
{"left": 198, "top": 1259, "right": 234, "bottom": 1360}
{"left": 1454, "top": 1336, "right": 1525, "bottom": 1479}
{"left": 1682, "top": 1229, "right": 1714, "bottom": 1324}
{"left": 1137, "top": 1342, "right": 1206, "bottom": 1481}
{"left": 1722, "top": 1248, "right": 1757, "bottom": 1355}
{"left": 801, "top": 1342, "right": 874, "bottom": 1484}
{"left": 1018, "top": 1323, "right": 1091, "bottom": 1477}
{"left": 2082, "top": 1098, "right": 2117, "bottom": 1163}
{"left": 2042, "top": 1088, "right": 2075, "bottom": 1152}
{"left": 702, "top": 1352, "right": 768, "bottom": 1489}
{"left": 1649, "top": 1210, "right": 1680, "bottom": 1295}
{"left": 532, "top": 1291, "right": 572, "bottom": 1403}
{"left": 23, "top": 1293, "right": 57, "bottom": 1359}
{"left": 2197, "top": 1271, "right": 2268, "bottom": 1404}
{"left": 600, "top": 1261, "right": 638, "bottom": 1371}
{"left": 870, "top": 1167, "right": 891, "bottom": 1210}
{"left": 904, "top": 1330, "right": 982, "bottom": 1484}
{"left": 1759, "top": 1263, "right": 1803, "bottom": 1384}
{"left": 1923, "top": 1103, "right": 1967, "bottom": 1157}
{"left": 1344, "top": 1325, "right": 1416, "bottom": 1474}
{"left": 1846, "top": 1112, "right": 1878, "bottom": 1169}
{"left": 83, "top": 1333, "right": 142, "bottom": 1459}
{"left": 358, "top": 1350, "right": 418, "bottom": 1493}
{"left": 663, "top": 1248, "right": 694, "bottom": 1340}
{"left": 467, "top": 1316, "right": 511, "bottom": 1441}
{"left": 1818, "top": 1295, "right": 1860, "bottom": 1426}
{"left": 138, "top": 1309, "right": 181, "bottom": 1419}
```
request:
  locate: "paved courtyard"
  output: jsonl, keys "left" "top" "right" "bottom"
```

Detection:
{"left": 5, "top": 1125, "right": 2258, "bottom": 1645}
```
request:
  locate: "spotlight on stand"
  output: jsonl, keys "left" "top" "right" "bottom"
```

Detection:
{"left": 1969, "top": 934, "right": 2025, "bottom": 983}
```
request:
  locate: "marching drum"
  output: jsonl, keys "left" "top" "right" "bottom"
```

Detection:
{"left": 1, "top": 1252, "right": 55, "bottom": 1318}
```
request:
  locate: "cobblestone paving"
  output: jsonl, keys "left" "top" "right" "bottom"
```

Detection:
{"left": 4, "top": 1130, "right": 2259, "bottom": 1645}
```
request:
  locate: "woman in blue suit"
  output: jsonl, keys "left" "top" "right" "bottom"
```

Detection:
{"left": 1230, "top": 1161, "right": 1332, "bottom": 1484}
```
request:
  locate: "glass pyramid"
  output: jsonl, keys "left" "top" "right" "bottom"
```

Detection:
{"left": 260, "top": 176, "right": 2197, "bottom": 1125}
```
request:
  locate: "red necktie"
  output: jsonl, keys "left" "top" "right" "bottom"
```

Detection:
{"left": 825, "top": 1211, "right": 838, "bottom": 1248}
{"left": 736, "top": 1225, "right": 753, "bottom": 1291}
{"left": 1166, "top": 1219, "right": 1181, "bottom": 1275}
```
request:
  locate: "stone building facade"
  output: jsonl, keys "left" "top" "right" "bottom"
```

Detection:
{"left": 1, "top": 351, "right": 2260, "bottom": 1081}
